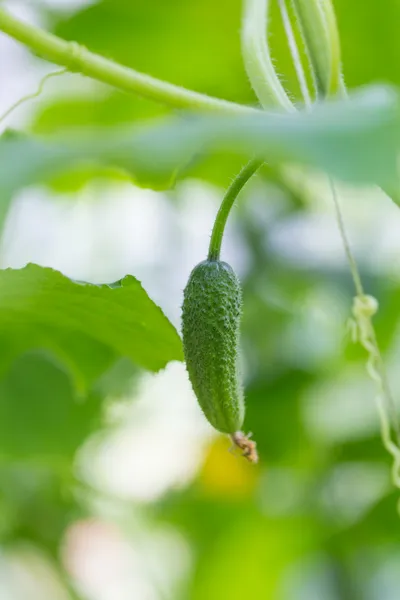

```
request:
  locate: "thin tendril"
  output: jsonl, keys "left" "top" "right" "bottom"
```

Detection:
{"left": 331, "top": 179, "right": 400, "bottom": 508}
{"left": 329, "top": 179, "right": 363, "bottom": 297}
{"left": 352, "top": 294, "right": 400, "bottom": 486}
{"left": 0, "top": 68, "right": 68, "bottom": 125}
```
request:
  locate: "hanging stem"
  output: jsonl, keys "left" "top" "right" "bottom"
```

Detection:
{"left": 211, "top": 0, "right": 294, "bottom": 265}
{"left": 208, "top": 159, "right": 262, "bottom": 261}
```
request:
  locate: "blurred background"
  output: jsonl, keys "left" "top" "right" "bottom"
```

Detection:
{"left": 1, "top": 0, "right": 400, "bottom": 598}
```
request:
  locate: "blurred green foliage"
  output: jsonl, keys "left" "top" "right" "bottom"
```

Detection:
{"left": 2, "top": 86, "right": 399, "bottom": 209}
{"left": 0, "top": 0, "right": 400, "bottom": 599}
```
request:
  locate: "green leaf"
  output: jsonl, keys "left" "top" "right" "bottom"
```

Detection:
{"left": 1, "top": 86, "right": 399, "bottom": 213}
{"left": 0, "top": 264, "right": 183, "bottom": 389}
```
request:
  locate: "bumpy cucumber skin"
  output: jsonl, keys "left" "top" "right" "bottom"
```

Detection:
{"left": 182, "top": 260, "right": 244, "bottom": 434}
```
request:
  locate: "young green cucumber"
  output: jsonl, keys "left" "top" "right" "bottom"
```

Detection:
{"left": 182, "top": 259, "right": 257, "bottom": 462}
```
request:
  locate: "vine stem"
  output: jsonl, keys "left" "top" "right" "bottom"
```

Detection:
{"left": 0, "top": 8, "right": 257, "bottom": 115}
{"left": 208, "top": 158, "right": 263, "bottom": 261}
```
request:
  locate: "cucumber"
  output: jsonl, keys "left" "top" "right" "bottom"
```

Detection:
{"left": 182, "top": 259, "right": 244, "bottom": 434}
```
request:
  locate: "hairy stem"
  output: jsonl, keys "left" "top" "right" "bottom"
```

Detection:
{"left": 278, "top": 0, "right": 312, "bottom": 107}
{"left": 208, "top": 159, "right": 262, "bottom": 261}
{"left": 291, "top": 0, "right": 341, "bottom": 97}
{"left": 242, "top": 0, "right": 294, "bottom": 111}
{"left": 0, "top": 8, "right": 257, "bottom": 114}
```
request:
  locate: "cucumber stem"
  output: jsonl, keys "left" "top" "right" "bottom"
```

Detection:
{"left": 208, "top": 158, "right": 262, "bottom": 261}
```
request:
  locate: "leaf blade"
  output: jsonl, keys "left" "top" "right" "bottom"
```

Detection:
{"left": 0, "top": 263, "right": 183, "bottom": 378}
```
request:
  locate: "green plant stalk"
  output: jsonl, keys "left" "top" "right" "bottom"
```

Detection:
{"left": 278, "top": 0, "right": 312, "bottom": 107}
{"left": 208, "top": 159, "right": 262, "bottom": 261}
{"left": 0, "top": 8, "right": 257, "bottom": 115}
{"left": 242, "top": 0, "right": 294, "bottom": 111}
{"left": 291, "top": 0, "right": 341, "bottom": 97}
{"left": 321, "top": 0, "right": 342, "bottom": 88}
